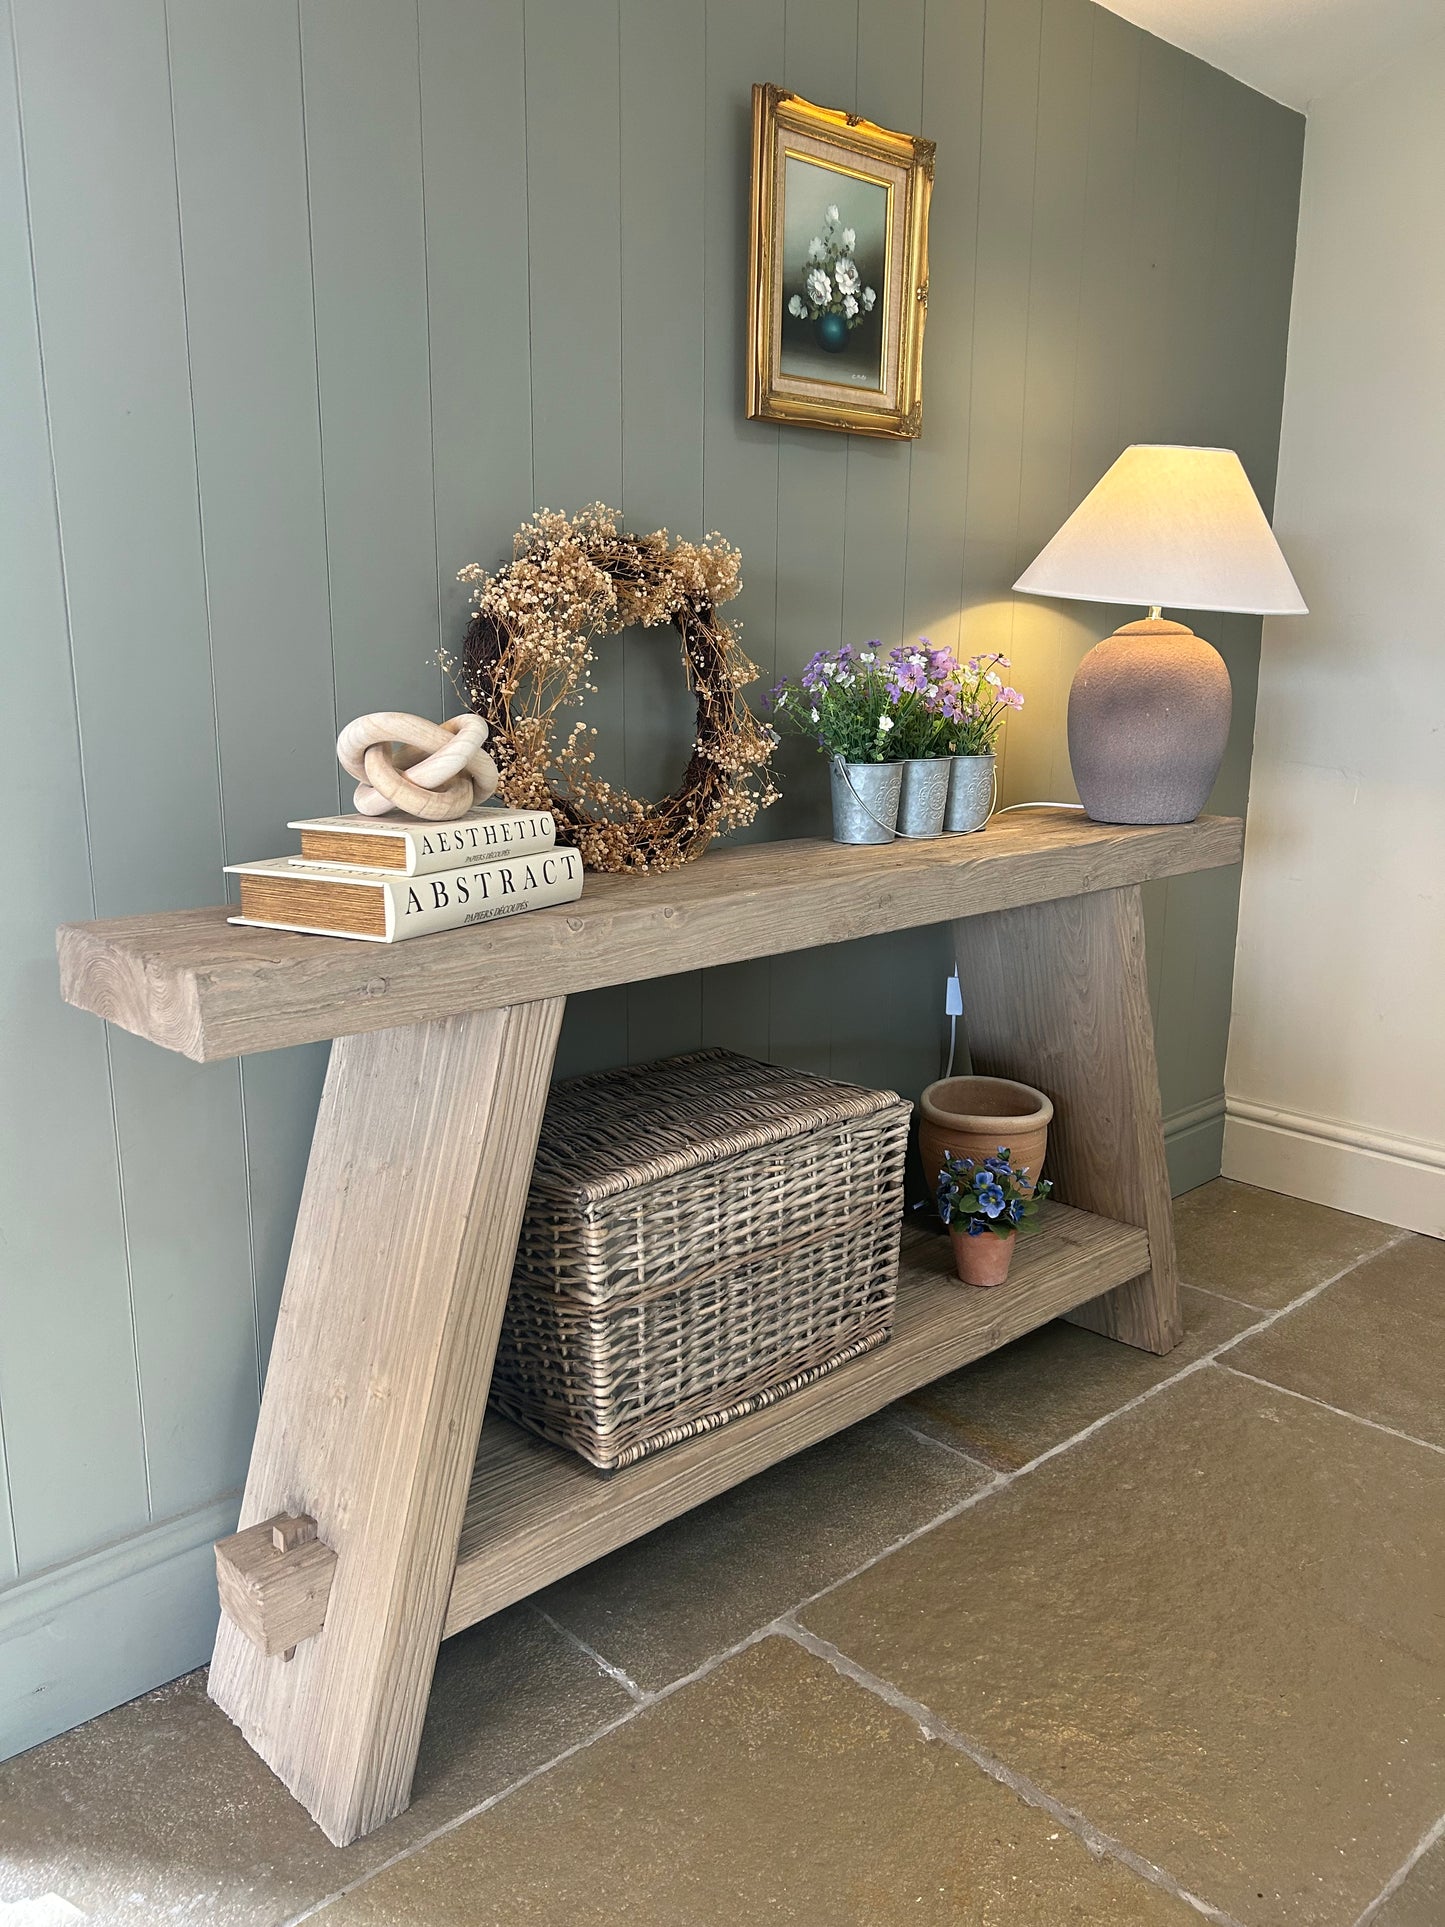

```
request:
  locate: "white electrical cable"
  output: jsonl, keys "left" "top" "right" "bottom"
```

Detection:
{"left": 943, "top": 968, "right": 963, "bottom": 1079}
{"left": 991, "top": 800, "right": 1086, "bottom": 814}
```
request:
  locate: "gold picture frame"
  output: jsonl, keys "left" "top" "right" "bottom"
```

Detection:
{"left": 747, "top": 85, "right": 933, "bottom": 440}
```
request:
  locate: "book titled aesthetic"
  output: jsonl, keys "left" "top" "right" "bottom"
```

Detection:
{"left": 286, "top": 805, "right": 556, "bottom": 876}
{"left": 227, "top": 847, "right": 583, "bottom": 943}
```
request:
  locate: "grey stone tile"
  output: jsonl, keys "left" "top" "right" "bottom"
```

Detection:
{"left": 312, "top": 1635, "right": 1204, "bottom": 1926}
{"left": 803, "top": 1366, "right": 1445, "bottom": 1926}
{"left": 1173, "top": 1176, "right": 1395, "bottom": 1308}
{"left": 1374, "top": 1831, "right": 1445, "bottom": 1927}
{"left": 536, "top": 1411, "right": 989, "bottom": 1692}
{"left": 0, "top": 1604, "right": 631, "bottom": 1926}
{"left": 1225, "top": 1233, "right": 1445, "bottom": 1446}
{"left": 903, "top": 1284, "right": 1254, "bottom": 1469}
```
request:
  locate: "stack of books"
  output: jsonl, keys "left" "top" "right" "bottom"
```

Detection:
{"left": 226, "top": 806, "right": 583, "bottom": 943}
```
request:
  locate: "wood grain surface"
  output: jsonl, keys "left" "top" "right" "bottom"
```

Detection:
{"left": 444, "top": 1204, "right": 1148, "bottom": 1634}
{"left": 953, "top": 884, "right": 1182, "bottom": 1352}
{"left": 206, "top": 996, "right": 563, "bottom": 1846}
{"left": 213, "top": 1513, "right": 337, "bottom": 1660}
{"left": 58, "top": 812, "right": 1243, "bottom": 1062}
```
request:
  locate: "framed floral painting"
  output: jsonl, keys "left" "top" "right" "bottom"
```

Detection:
{"left": 747, "top": 85, "right": 933, "bottom": 440}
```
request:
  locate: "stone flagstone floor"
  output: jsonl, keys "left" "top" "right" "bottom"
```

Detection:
{"left": 1, "top": 1179, "right": 1441, "bottom": 1926}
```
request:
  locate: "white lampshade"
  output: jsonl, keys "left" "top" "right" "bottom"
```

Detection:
{"left": 1013, "top": 444, "right": 1307, "bottom": 616}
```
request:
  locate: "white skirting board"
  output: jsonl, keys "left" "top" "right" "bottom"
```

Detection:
{"left": 1224, "top": 1098, "right": 1445, "bottom": 1239}
{"left": 0, "top": 1495, "right": 236, "bottom": 1762}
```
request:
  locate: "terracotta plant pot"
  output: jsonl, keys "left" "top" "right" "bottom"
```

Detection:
{"left": 919, "top": 1074, "right": 1053, "bottom": 1200}
{"left": 950, "top": 1226, "right": 1017, "bottom": 1287}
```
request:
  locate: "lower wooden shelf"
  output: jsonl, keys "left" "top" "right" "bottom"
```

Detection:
{"left": 443, "top": 1202, "right": 1148, "bottom": 1637}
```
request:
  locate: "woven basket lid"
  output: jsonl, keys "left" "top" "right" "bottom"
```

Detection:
{"left": 529, "top": 1048, "right": 907, "bottom": 1207}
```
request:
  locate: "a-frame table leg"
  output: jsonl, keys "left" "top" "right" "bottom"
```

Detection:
{"left": 208, "top": 996, "right": 564, "bottom": 1846}
{"left": 951, "top": 883, "right": 1182, "bottom": 1354}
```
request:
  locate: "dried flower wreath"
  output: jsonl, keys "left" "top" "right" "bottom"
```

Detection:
{"left": 452, "top": 505, "right": 779, "bottom": 873}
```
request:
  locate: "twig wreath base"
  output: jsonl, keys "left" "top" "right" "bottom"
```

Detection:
{"left": 454, "top": 506, "right": 779, "bottom": 874}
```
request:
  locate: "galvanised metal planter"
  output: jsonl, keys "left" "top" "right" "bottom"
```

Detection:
{"left": 943, "top": 752, "right": 996, "bottom": 834}
{"left": 896, "top": 757, "right": 950, "bottom": 838}
{"left": 830, "top": 758, "right": 902, "bottom": 844}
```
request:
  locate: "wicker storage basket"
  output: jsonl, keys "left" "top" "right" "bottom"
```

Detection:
{"left": 490, "top": 1049, "right": 911, "bottom": 1471}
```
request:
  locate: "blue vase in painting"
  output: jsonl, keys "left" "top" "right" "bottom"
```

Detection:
{"left": 815, "top": 311, "right": 849, "bottom": 354}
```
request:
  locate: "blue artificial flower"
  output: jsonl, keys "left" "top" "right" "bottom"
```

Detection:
{"left": 966, "top": 1219, "right": 987, "bottom": 1236}
{"left": 975, "top": 1180, "right": 1006, "bottom": 1217}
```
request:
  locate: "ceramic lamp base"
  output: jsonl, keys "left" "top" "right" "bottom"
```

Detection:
{"left": 1067, "top": 618, "right": 1231, "bottom": 825}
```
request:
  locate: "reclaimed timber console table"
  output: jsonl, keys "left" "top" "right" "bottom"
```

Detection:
{"left": 58, "top": 809, "right": 1241, "bottom": 1845}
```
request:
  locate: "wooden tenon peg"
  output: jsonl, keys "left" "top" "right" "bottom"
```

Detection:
{"left": 215, "top": 1512, "right": 337, "bottom": 1662}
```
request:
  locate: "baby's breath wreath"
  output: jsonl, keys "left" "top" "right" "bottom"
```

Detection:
{"left": 452, "top": 505, "right": 778, "bottom": 873}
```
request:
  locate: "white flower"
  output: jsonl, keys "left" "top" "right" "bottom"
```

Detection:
{"left": 826, "top": 203, "right": 840, "bottom": 224}
{"left": 810, "top": 707, "right": 820, "bottom": 722}
{"left": 787, "top": 293, "right": 807, "bottom": 318}
{"left": 843, "top": 294, "right": 858, "bottom": 317}
{"left": 862, "top": 286, "right": 876, "bottom": 311}
{"left": 834, "top": 256, "right": 860, "bottom": 296}
{"left": 841, "top": 226, "right": 856, "bottom": 250}
{"left": 877, "top": 713, "right": 894, "bottom": 733}
{"left": 860, "top": 651, "right": 876, "bottom": 663}
{"left": 805, "top": 266, "right": 832, "bottom": 307}
{"left": 984, "top": 669, "right": 1002, "bottom": 687}
{"left": 807, "top": 235, "right": 827, "bottom": 263}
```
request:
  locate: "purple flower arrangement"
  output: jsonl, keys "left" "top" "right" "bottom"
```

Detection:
{"left": 936, "top": 1148, "right": 1051, "bottom": 1239}
{"left": 771, "top": 640, "right": 1026, "bottom": 763}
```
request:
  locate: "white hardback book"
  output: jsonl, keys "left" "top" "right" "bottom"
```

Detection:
{"left": 285, "top": 805, "right": 556, "bottom": 875}
{"left": 227, "top": 847, "right": 583, "bottom": 943}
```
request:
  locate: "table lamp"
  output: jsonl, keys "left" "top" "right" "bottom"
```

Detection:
{"left": 1013, "top": 444, "right": 1306, "bottom": 824}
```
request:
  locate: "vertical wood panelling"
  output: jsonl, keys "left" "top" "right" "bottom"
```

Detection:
{"left": 840, "top": 0, "right": 925, "bottom": 654}
{"left": 1062, "top": 10, "right": 1141, "bottom": 519}
{"left": 167, "top": 0, "right": 338, "bottom": 867}
{"left": 11, "top": 0, "right": 256, "bottom": 1552}
{"left": 420, "top": 0, "right": 535, "bottom": 640}
{"left": 769, "top": 0, "right": 864, "bottom": 1077}
{"left": 2, "top": 0, "right": 1305, "bottom": 1749}
{"left": 618, "top": 0, "right": 707, "bottom": 1067}
{"left": 0, "top": 3, "right": 141, "bottom": 1577}
{"left": 166, "top": 0, "right": 336, "bottom": 1390}
{"left": 1150, "top": 69, "right": 1249, "bottom": 1119}
{"left": 696, "top": 0, "right": 786, "bottom": 1069}
{"left": 1003, "top": 0, "right": 1094, "bottom": 805}
{"left": 300, "top": 0, "right": 439, "bottom": 729}
{"left": 958, "top": 0, "right": 1043, "bottom": 720}
{"left": 524, "top": 0, "right": 629, "bottom": 1082}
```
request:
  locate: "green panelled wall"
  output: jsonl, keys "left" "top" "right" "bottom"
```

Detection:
{"left": 0, "top": 0, "right": 1302, "bottom": 1752}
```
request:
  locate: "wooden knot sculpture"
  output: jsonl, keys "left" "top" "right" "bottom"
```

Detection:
{"left": 336, "top": 712, "right": 500, "bottom": 821}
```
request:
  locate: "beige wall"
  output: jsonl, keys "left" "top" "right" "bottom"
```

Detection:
{"left": 1225, "top": 30, "right": 1445, "bottom": 1234}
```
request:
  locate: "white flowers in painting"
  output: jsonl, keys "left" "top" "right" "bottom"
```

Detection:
{"left": 791, "top": 199, "right": 877, "bottom": 336}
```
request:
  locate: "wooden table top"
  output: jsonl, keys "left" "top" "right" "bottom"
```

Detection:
{"left": 57, "top": 810, "right": 1242, "bottom": 1061}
